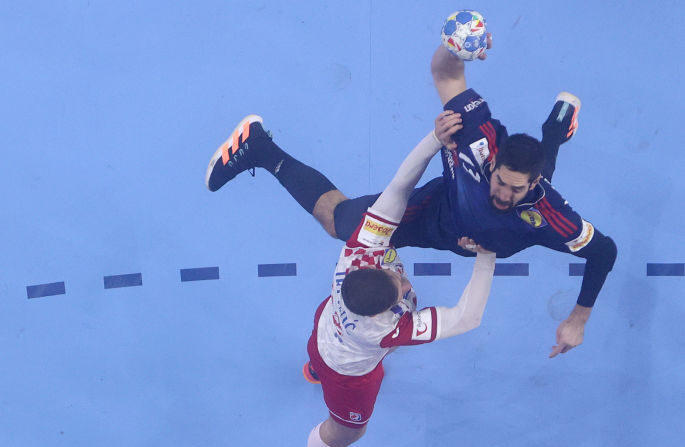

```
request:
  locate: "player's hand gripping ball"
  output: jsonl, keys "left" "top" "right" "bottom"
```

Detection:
{"left": 441, "top": 10, "right": 487, "bottom": 60}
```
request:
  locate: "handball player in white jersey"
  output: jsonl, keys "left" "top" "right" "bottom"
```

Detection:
{"left": 206, "top": 112, "right": 496, "bottom": 446}
{"left": 302, "top": 125, "right": 496, "bottom": 446}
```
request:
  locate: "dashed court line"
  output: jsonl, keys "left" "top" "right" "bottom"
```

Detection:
{"left": 24, "top": 262, "right": 683, "bottom": 299}
{"left": 181, "top": 267, "right": 220, "bottom": 282}
{"left": 104, "top": 273, "right": 143, "bottom": 289}
{"left": 258, "top": 263, "right": 297, "bottom": 277}
{"left": 647, "top": 263, "right": 684, "bottom": 276}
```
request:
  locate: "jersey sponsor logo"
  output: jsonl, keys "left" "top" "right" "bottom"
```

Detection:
{"left": 349, "top": 412, "right": 362, "bottom": 422}
{"left": 469, "top": 138, "right": 490, "bottom": 167}
{"left": 364, "top": 220, "right": 393, "bottom": 236}
{"left": 382, "top": 248, "right": 397, "bottom": 265}
{"left": 565, "top": 220, "right": 595, "bottom": 252}
{"left": 411, "top": 309, "right": 433, "bottom": 341}
{"left": 519, "top": 209, "right": 547, "bottom": 228}
{"left": 357, "top": 215, "right": 395, "bottom": 246}
{"left": 464, "top": 97, "right": 485, "bottom": 112}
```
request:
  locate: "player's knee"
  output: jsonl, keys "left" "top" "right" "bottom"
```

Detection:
{"left": 320, "top": 418, "right": 367, "bottom": 446}
{"left": 313, "top": 190, "right": 347, "bottom": 239}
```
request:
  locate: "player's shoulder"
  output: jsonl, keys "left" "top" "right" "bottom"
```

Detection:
{"left": 337, "top": 244, "right": 403, "bottom": 273}
{"left": 379, "top": 307, "right": 438, "bottom": 348}
{"left": 529, "top": 180, "right": 587, "bottom": 241}
{"left": 537, "top": 179, "right": 577, "bottom": 210}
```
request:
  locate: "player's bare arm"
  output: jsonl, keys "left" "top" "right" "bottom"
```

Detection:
{"left": 431, "top": 236, "right": 495, "bottom": 339}
{"left": 431, "top": 33, "right": 492, "bottom": 105}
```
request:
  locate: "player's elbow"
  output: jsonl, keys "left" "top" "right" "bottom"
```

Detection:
{"left": 597, "top": 235, "right": 618, "bottom": 272}
{"left": 459, "top": 315, "right": 483, "bottom": 333}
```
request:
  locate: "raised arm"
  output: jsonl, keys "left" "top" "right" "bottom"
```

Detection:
{"left": 431, "top": 44, "right": 468, "bottom": 106}
{"left": 431, "top": 33, "right": 491, "bottom": 106}
{"left": 434, "top": 238, "right": 496, "bottom": 339}
{"left": 370, "top": 130, "right": 443, "bottom": 222}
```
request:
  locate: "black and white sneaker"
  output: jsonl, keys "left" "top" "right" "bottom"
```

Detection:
{"left": 542, "top": 92, "right": 581, "bottom": 145}
{"left": 205, "top": 114, "right": 271, "bottom": 192}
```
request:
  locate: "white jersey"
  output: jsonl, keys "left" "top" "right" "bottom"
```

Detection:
{"left": 316, "top": 210, "right": 440, "bottom": 376}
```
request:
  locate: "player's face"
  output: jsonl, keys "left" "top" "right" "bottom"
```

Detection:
{"left": 489, "top": 165, "right": 540, "bottom": 212}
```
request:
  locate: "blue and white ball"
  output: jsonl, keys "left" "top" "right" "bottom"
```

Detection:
{"left": 441, "top": 10, "right": 488, "bottom": 61}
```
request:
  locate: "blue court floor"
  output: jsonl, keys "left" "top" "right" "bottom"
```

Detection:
{"left": 1, "top": 1, "right": 683, "bottom": 446}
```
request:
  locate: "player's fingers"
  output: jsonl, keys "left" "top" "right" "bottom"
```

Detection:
{"left": 442, "top": 112, "right": 461, "bottom": 123}
{"left": 459, "top": 237, "right": 477, "bottom": 251}
{"left": 549, "top": 345, "right": 563, "bottom": 358}
{"left": 448, "top": 121, "right": 463, "bottom": 133}
{"left": 444, "top": 117, "right": 463, "bottom": 132}
{"left": 486, "top": 32, "right": 493, "bottom": 49}
{"left": 458, "top": 237, "right": 473, "bottom": 250}
{"left": 447, "top": 114, "right": 463, "bottom": 124}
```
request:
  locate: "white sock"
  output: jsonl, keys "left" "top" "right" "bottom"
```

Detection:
{"left": 307, "top": 422, "right": 330, "bottom": 447}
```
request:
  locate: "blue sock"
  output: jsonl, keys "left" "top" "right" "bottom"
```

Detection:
{"left": 256, "top": 138, "right": 337, "bottom": 214}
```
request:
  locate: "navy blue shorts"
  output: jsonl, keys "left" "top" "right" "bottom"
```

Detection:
{"left": 333, "top": 177, "right": 475, "bottom": 257}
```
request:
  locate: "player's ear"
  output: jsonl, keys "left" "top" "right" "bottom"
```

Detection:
{"left": 529, "top": 174, "right": 542, "bottom": 190}
{"left": 489, "top": 155, "right": 496, "bottom": 172}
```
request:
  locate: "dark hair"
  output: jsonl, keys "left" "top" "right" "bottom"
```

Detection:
{"left": 341, "top": 268, "right": 398, "bottom": 316}
{"left": 494, "top": 133, "right": 545, "bottom": 181}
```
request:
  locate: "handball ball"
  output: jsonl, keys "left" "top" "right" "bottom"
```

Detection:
{"left": 441, "top": 10, "right": 487, "bottom": 60}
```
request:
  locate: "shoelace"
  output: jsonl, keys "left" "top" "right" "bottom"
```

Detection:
{"left": 228, "top": 142, "right": 256, "bottom": 177}
{"left": 226, "top": 130, "right": 272, "bottom": 177}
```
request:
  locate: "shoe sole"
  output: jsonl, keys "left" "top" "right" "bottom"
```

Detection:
{"left": 555, "top": 92, "right": 581, "bottom": 139}
{"left": 205, "top": 114, "right": 264, "bottom": 191}
{"left": 302, "top": 362, "right": 320, "bottom": 384}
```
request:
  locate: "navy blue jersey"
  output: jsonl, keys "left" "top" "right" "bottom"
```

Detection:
{"left": 333, "top": 88, "right": 616, "bottom": 306}
{"left": 441, "top": 89, "right": 596, "bottom": 258}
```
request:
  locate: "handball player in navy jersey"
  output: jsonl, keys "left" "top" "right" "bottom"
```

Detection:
{"left": 206, "top": 31, "right": 615, "bottom": 362}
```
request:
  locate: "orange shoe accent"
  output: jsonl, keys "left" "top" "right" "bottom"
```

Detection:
{"left": 221, "top": 142, "right": 230, "bottom": 165}
{"left": 567, "top": 107, "right": 579, "bottom": 138}
{"left": 232, "top": 131, "right": 240, "bottom": 155}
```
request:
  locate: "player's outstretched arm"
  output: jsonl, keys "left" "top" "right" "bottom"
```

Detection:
{"left": 549, "top": 232, "right": 617, "bottom": 358}
{"left": 434, "top": 237, "right": 496, "bottom": 339}
{"left": 431, "top": 44, "right": 467, "bottom": 106}
{"left": 431, "top": 33, "right": 492, "bottom": 106}
{"left": 370, "top": 123, "right": 447, "bottom": 222}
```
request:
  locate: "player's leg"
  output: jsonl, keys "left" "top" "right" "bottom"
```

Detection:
{"left": 307, "top": 418, "right": 366, "bottom": 447}
{"left": 205, "top": 115, "right": 345, "bottom": 237}
{"left": 541, "top": 92, "right": 581, "bottom": 181}
{"left": 305, "top": 328, "right": 382, "bottom": 446}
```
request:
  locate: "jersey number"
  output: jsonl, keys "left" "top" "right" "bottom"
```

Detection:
{"left": 459, "top": 153, "right": 481, "bottom": 182}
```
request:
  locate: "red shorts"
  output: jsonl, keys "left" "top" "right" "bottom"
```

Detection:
{"left": 307, "top": 298, "right": 385, "bottom": 429}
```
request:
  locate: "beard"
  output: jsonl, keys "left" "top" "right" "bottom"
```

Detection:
{"left": 489, "top": 195, "right": 514, "bottom": 213}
